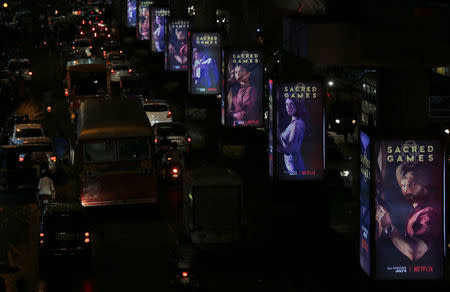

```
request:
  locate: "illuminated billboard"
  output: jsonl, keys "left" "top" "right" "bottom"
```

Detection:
{"left": 274, "top": 82, "right": 324, "bottom": 180}
{"left": 151, "top": 7, "right": 170, "bottom": 53}
{"left": 360, "top": 130, "right": 371, "bottom": 275}
{"left": 127, "top": 0, "right": 137, "bottom": 27}
{"left": 268, "top": 80, "right": 274, "bottom": 178}
{"left": 224, "top": 50, "right": 263, "bottom": 127}
{"left": 165, "top": 19, "right": 190, "bottom": 71}
{"left": 374, "top": 139, "right": 444, "bottom": 279}
{"left": 137, "top": 1, "right": 151, "bottom": 40}
{"left": 189, "top": 32, "right": 221, "bottom": 95}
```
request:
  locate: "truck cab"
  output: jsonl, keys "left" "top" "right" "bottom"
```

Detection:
{"left": 183, "top": 168, "right": 246, "bottom": 247}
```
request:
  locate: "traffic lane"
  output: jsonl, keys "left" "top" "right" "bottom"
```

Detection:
{"left": 40, "top": 204, "right": 176, "bottom": 292}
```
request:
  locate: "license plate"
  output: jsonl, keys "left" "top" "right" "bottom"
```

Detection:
{"left": 180, "top": 278, "right": 190, "bottom": 284}
{"left": 56, "top": 233, "right": 75, "bottom": 240}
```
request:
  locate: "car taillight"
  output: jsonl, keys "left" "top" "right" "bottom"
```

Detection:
{"left": 50, "top": 156, "right": 56, "bottom": 162}
{"left": 119, "top": 50, "right": 123, "bottom": 54}
{"left": 105, "top": 27, "right": 108, "bottom": 31}
{"left": 72, "top": 46, "right": 75, "bottom": 50}
{"left": 172, "top": 168, "right": 178, "bottom": 174}
{"left": 19, "top": 157, "right": 24, "bottom": 162}
{"left": 111, "top": 69, "right": 114, "bottom": 74}
{"left": 167, "top": 111, "right": 172, "bottom": 118}
{"left": 92, "top": 27, "right": 95, "bottom": 31}
{"left": 128, "top": 69, "right": 132, "bottom": 73}
{"left": 182, "top": 271, "right": 188, "bottom": 277}
{"left": 85, "top": 232, "right": 90, "bottom": 237}
{"left": 82, "top": 20, "right": 85, "bottom": 24}
{"left": 27, "top": 71, "right": 32, "bottom": 76}
{"left": 80, "top": 31, "right": 84, "bottom": 35}
{"left": 65, "top": 89, "right": 69, "bottom": 96}
{"left": 40, "top": 233, "right": 44, "bottom": 237}
{"left": 43, "top": 41, "right": 47, "bottom": 45}
{"left": 94, "top": 32, "right": 97, "bottom": 38}
{"left": 154, "top": 138, "right": 158, "bottom": 144}
{"left": 89, "top": 46, "right": 92, "bottom": 49}
{"left": 47, "top": 106, "right": 52, "bottom": 113}
{"left": 187, "top": 137, "right": 191, "bottom": 143}
{"left": 107, "top": 34, "right": 111, "bottom": 38}
{"left": 85, "top": 238, "right": 90, "bottom": 243}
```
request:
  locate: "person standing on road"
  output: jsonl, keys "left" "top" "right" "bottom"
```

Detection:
{"left": 37, "top": 170, "right": 55, "bottom": 201}
{"left": 53, "top": 132, "right": 69, "bottom": 170}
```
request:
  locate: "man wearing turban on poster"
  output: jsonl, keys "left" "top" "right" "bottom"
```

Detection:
{"left": 376, "top": 162, "right": 441, "bottom": 262}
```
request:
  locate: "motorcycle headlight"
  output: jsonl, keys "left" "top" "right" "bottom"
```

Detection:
{"left": 340, "top": 170, "right": 351, "bottom": 177}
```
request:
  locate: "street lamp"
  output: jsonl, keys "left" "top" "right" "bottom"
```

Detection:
{"left": 328, "top": 80, "right": 334, "bottom": 87}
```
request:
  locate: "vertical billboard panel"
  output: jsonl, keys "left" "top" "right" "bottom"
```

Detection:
{"left": 151, "top": 7, "right": 170, "bottom": 52}
{"left": 268, "top": 80, "right": 274, "bottom": 178}
{"left": 137, "top": 1, "right": 151, "bottom": 40}
{"left": 127, "top": 0, "right": 137, "bottom": 27}
{"left": 225, "top": 50, "right": 263, "bottom": 127}
{"left": 374, "top": 139, "right": 444, "bottom": 279}
{"left": 165, "top": 19, "right": 190, "bottom": 71}
{"left": 275, "top": 82, "right": 324, "bottom": 180}
{"left": 190, "top": 33, "right": 221, "bottom": 95}
{"left": 360, "top": 130, "right": 371, "bottom": 275}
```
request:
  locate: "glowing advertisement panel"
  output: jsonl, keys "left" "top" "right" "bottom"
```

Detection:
{"left": 151, "top": 7, "right": 170, "bottom": 53}
{"left": 137, "top": 1, "right": 151, "bottom": 40}
{"left": 360, "top": 130, "right": 371, "bottom": 275}
{"left": 190, "top": 33, "right": 221, "bottom": 95}
{"left": 268, "top": 80, "right": 274, "bottom": 178}
{"left": 165, "top": 19, "right": 190, "bottom": 71}
{"left": 127, "top": 0, "right": 137, "bottom": 27}
{"left": 225, "top": 50, "right": 263, "bottom": 127}
{"left": 275, "top": 82, "right": 324, "bottom": 180}
{"left": 374, "top": 139, "right": 444, "bottom": 279}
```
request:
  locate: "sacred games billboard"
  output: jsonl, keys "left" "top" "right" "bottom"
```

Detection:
{"left": 137, "top": 1, "right": 151, "bottom": 40}
{"left": 127, "top": 0, "right": 137, "bottom": 27}
{"left": 151, "top": 7, "right": 170, "bottom": 53}
{"left": 165, "top": 19, "right": 190, "bottom": 71}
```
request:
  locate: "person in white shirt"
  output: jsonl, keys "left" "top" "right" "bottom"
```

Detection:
{"left": 37, "top": 170, "right": 55, "bottom": 201}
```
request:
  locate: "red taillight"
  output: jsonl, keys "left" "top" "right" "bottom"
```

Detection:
{"left": 92, "top": 27, "right": 95, "bottom": 31}
{"left": 27, "top": 71, "right": 32, "bottom": 76}
{"left": 107, "top": 34, "right": 111, "bottom": 38}
{"left": 111, "top": 69, "right": 114, "bottom": 74}
{"left": 82, "top": 20, "right": 85, "bottom": 24}
{"left": 43, "top": 41, "right": 47, "bottom": 45}
{"left": 105, "top": 27, "right": 108, "bottom": 31}
{"left": 85, "top": 238, "right": 90, "bottom": 243}
{"left": 19, "top": 157, "right": 24, "bottom": 162}
{"left": 85, "top": 232, "right": 89, "bottom": 237}
{"left": 80, "top": 31, "right": 84, "bottom": 35}
{"left": 187, "top": 137, "right": 191, "bottom": 143}
{"left": 182, "top": 271, "right": 188, "bottom": 277}
{"left": 154, "top": 138, "right": 158, "bottom": 144}
{"left": 50, "top": 156, "right": 56, "bottom": 162}
{"left": 101, "top": 20, "right": 104, "bottom": 24}
{"left": 65, "top": 89, "right": 69, "bottom": 97}
{"left": 94, "top": 33, "right": 97, "bottom": 38}
{"left": 47, "top": 106, "right": 52, "bottom": 113}
{"left": 167, "top": 111, "right": 172, "bottom": 118}
{"left": 40, "top": 240, "right": 44, "bottom": 244}
{"left": 40, "top": 233, "right": 44, "bottom": 237}
{"left": 172, "top": 168, "right": 178, "bottom": 174}
{"left": 72, "top": 46, "right": 75, "bottom": 50}
{"left": 128, "top": 69, "right": 132, "bottom": 73}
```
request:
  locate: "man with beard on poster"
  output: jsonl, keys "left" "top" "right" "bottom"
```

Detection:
{"left": 279, "top": 98, "right": 306, "bottom": 174}
{"left": 227, "top": 64, "right": 259, "bottom": 126}
{"left": 376, "top": 163, "right": 442, "bottom": 264}
{"left": 168, "top": 27, "right": 188, "bottom": 67}
{"left": 192, "top": 47, "right": 219, "bottom": 90}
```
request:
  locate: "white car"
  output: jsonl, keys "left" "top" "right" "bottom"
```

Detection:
{"left": 73, "top": 38, "right": 92, "bottom": 57}
{"left": 142, "top": 100, "right": 173, "bottom": 126}
{"left": 8, "top": 58, "right": 32, "bottom": 81}
{"left": 110, "top": 64, "right": 135, "bottom": 82}
{"left": 10, "top": 124, "right": 52, "bottom": 145}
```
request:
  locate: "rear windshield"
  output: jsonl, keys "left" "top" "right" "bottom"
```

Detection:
{"left": 72, "top": 75, "right": 107, "bottom": 95}
{"left": 16, "top": 128, "right": 43, "bottom": 138}
{"left": 194, "top": 186, "right": 240, "bottom": 229}
{"left": 45, "top": 214, "right": 88, "bottom": 231}
{"left": 112, "top": 65, "right": 129, "bottom": 71}
{"left": 158, "top": 124, "right": 186, "bottom": 136}
{"left": 144, "top": 104, "right": 168, "bottom": 112}
{"left": 9, "top": 61, "right": 30, "bottom": 70}
{"left": 84, "top": 142, "right": 116, "bottom": 162}
{"left": 118, "top": 140, "right": 149, "bottom": 161}
{"left": 74, "top": 40, "right": 90, "bottom": 47}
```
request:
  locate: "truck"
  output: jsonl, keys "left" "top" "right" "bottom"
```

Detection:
{"left": 182, "top": 168, "right": 247, "bottom": 247}
{"left": 65, "top": 58, "right": 111, "bottom": 125}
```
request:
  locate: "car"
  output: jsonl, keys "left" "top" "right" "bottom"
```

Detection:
{"left": 73, "top": 38, "right": 92, "bottom": 57}
{"left": 142, "top": 100, "right": 173, "bottom": 126}
{"left": 38, "top": 202, "right": 91, "bottom": 258}
{"left": 10, "top": 123, "right": 52, "bottom": 145}
{"left": 7, "top": 58, "right": 32, "bottom": 81}
{"left": 153, "top": 122, "right": 191, "bottom": 152}
{"left": 107, "top": 52, "right": 128, "bottom": 67}
{"left": 110, "top": 64, "right": 135, "bottom": 82}
{"left": 16, "top": 143, "right": 57, "bottom": 172}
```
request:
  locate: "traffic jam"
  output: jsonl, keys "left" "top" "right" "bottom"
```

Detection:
{"left": 1, "top": 0, "right": 450, "bottom": 292}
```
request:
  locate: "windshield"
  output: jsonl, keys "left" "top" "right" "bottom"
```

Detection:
{"left": 16, "top": 128, "right": 43, "bottom": 138}
{"left": 74, "top": 40, "right": 90, "bottom": 47}
{"left": 9, "top": 61, "right": 30, "bottom": 70}
{"left": 158, "top": 124, "right": 185, "bottom": 136}
{"left": 72, "top": 75, "right": 107, "bottom": 95}
{"left": 84, "top": 142, "right": 116, "bottom": 162}
{"left": 118, "top": 140, "right": 149, "bottom": 161}
{"left": 144, "top": 104, "right": 168, "bottom": 112}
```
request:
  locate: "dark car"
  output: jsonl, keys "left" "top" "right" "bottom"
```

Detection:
{"left": 153, "top": 122, "right": 191, "bottom": 152}
{"left": 38, "top": 202, "right": 91, "bottom": 259}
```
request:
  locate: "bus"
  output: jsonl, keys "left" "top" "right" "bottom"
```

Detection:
{"left": 77, "top": 99, "right": 158, "bottom": 207}
{"left": 65, "top": 58, "right": 111, "bottom": 124}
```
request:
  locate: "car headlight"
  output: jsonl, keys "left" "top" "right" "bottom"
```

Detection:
{"left": 340, "top": 170, "right": 351, "bottom": 177}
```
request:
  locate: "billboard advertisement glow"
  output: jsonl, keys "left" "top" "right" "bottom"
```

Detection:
{"left": 151, "top": 7, "right": 170, "bottom": 52}
{"left": 165, "top": 19, "right": 190, "bottom": 71}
